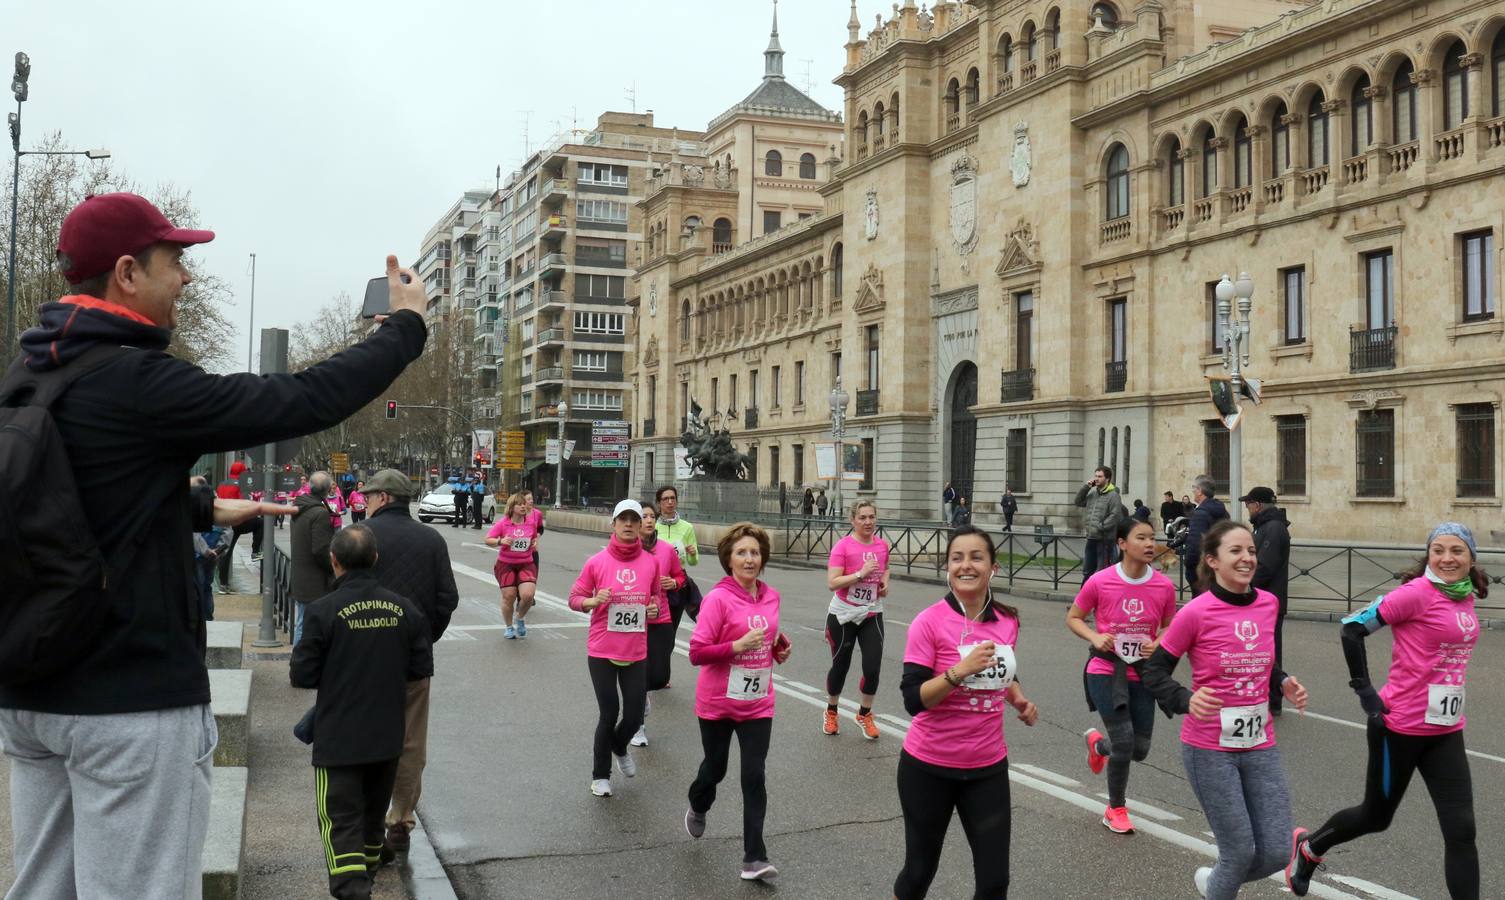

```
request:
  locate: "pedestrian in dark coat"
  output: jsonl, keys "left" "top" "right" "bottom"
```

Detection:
{"left": 1179, "top": 475, "right": 1229, "bottom": 582}
{"left": 1159, "top": 492, "right": 1183, "bottom": 535}
{"left": 291, "top": 472, "right": 338, "bottom": 643}
{"left": 1243, "top": 486, "right": 1292, "bottom": 712}
{"left": 1000, "top": 489, "right": 1018, "bottom": 532}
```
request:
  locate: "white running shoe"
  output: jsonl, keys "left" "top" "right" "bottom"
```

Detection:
{"left": 1194, "top": 866, "right": 1212, "bottom": 898}
{"left": 615, "top": 751, "right": 637, "bottom": 777}
{"left": 630, "top": 726, "right": 648, "bottom": 747}
{"left": 590, "top": 779, "right": 612, "bottom": 797}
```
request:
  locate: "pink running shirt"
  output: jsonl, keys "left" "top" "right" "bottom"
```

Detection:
{"left": 828, "top": 535, "right": 890, "bottom": 617}
{"left": 902, "top": 598, "right": 1021, "bottom": 770}
{"left": 1158, "top": 589, "right": 1281, "bottom": 752}
{"left": 1368, "top": 578, "right": 1479, "bottom": 736}
{"left": 567, "top": 545, "right": 661, "bottom": 662}
{"left": 487, "top": 516, "right": 540, "bottom": 564}
{"left": 689, "top": 576, "right": 782, "bottom": 722}
{"left": 1074, "top": 563, "right": 1177, "bottom": 680}
{"left": 644, "top": 538, "right": 687, "bottom": 625}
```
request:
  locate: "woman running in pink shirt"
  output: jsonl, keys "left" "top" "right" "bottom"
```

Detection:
{"left": 684, "top": 523, "right": 791, "bottom": 883}
{"left": 893, "top": 525, "right": 1038, "bottom": 900}
{"left": 485, "top": 493, "right": 540, "bottom": 640}
{"left": 1142, "top": 520, "right": 1310, "bottom": 899}
{"left": 1067, "top": 517, "right": 1177, "bottom": 834}
{"left": 630, "top": 501, "right": 687, "bottom": 748}
{"left": 823, "top": 500, "right": 890, "bottom": 739}
{"left": 1287, "top": 523, "right": 1482, "bottom": 899}
{"left": 568, "top": 499, "right": 661, "bottom": 798}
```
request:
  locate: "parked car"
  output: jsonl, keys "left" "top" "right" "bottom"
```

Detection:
{"left": 418, "top": 483, "right": 496, "bottom": 524}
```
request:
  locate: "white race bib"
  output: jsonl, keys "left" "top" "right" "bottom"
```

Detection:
{"left": 958, "top": 643, "right": 1016, "bottom": 692}
{"left": 848, "top": 582, "right": 882, "bottom": 614}
{"left": 606, "top": 603, "right": 645, "bottom": 633}
{"left": 1114, "top": 635, "right": 1147, "bottom": 663}
{"left": 1219, "top": 703, "right": 1270, "bottom": 749}
{"left": 509, "top": 537, "right": 531, "bottom": 552}
{"left": 726, "top": 665, "right": 771, "bottom": 701}
{"left": 1425, "top": 684, "right": 1465, "bottom": 726}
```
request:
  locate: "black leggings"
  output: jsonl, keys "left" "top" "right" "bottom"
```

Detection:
{"left": 646, "top": 622, "right": 675, "bottom": 691}
{"left": 1085, "top": 675, "right": 1156, "bottom": 808}
{"left": 1309, "top": 719, "right": 1477, "bottom": 899}
{"left": 586, "top": 657, "right": 646, "bottom": 779}
{"left": 688, "top": 717, "right": 772, "bottom": 863}
{"left": 825, "top": 612, "right": 884, "bottom": 697}
{"left": 894, "top": 751, "right": 1011, "bottom": 899}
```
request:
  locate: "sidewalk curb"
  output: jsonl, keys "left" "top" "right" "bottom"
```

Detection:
{"left": 402, "top": 813, "right": 460, "bottom": 900}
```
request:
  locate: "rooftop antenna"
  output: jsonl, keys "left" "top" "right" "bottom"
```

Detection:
{"left": 519, "top": 110, "right": 533, "bottom": 156}
{"left": 624, "top": 82, "right": 638, "bottom": 113}
{"left": 799, "top": 58, "right": 816, "bottom": 94}
{"left": 495, "top": 164, "right": 501, "bottom": 193}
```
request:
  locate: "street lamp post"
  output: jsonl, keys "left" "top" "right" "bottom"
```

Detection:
{"left": 554, "top": 400, "right": 568, "bottom": 510}
{"left": 5, "top": 52, "right": 110, "bottom": 366}
{"left": 829, "top": 377, "right": 849, "bottom": 519}
{"left": 1214, "top": 272, "right": 1254, "bottom": 517}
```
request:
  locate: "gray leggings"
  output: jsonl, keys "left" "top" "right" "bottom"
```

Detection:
{"left": 1085, "top": 675, "right": 1156, "bottom": 808}
{"left": 1181, "top": 744, "right": 1293, "bottom": 900}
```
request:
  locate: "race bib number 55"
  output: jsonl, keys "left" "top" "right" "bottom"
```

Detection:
{"left": 958, "top": 643, "right": 1016, "bottom": 692}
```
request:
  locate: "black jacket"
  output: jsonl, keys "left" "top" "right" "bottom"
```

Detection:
{"left": 1250, "top": 505, "right": 1292, "bottom": 605}
{"left": 0, "top": 302, "right": 426, "bottom": 715}
{"left": 290, "top": 571, "right": 433, "bottom": 767}
{"left": 364, "top": 503, "right": 459, "bottom": 644}
{"left": 1180, "top": 496, "right": 1229, "bottom": 570}
{"left": 1159, "top": 501, "right": 1183, "bottom": 528}
{"left": 290, "top": 493, "right": 336, "bottom": 601}
{"left": 1001, "top": 495, "right": 1018, "bottom": 516}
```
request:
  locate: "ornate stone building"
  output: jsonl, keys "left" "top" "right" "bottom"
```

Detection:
{"left": 633, "top": 0, "right": 1505, "bottom": 543}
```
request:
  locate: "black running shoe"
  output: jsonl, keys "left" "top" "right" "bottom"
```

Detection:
{"left": 1285, "top": 827, "right": 1322, "bottom": 896}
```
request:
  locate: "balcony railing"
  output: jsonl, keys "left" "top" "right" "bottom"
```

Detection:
{"left": 997, "top": 72, "right": 1014, "bottom": 94}
{"left": 1105, "top": 360, "right": 1127, "bottom": 393}
{"left": 1045, "top": 49, "right": 1061, "bottom": 72}
{"left": 712, "top": 241, "right": 734, "bottom": 254}
{"left": 1387, "top": 141, "right": 1419, "bottom": 172}
{"left": 1263, "top": 178, "right": 1285, "bottom": 205}
{"left": 945, "top": 113, "right": 960, "bottom": 134}
{"left": 1301, "top": 166, "right": 1330, "bottom": 195}
{"left": 643, "top": 418, "right": 656, "bottom": 438}
{"left": 1000, "top": 367, "right": 1034, "bottom": 403}
{"left": 541, "top": 252, "right": 567, "bottom": 271}
{"left": 1488, "top": 116, "right": 1505, "bottom": 149}
{"left": 535, "top": 327, "right": 564, "bottom": 345}
{"left": 1159, "top": 205, "right": 1185, "bottom": 232}
{"left": 743, "top": 407, "right": 759, "bottom": 429}
{"left": 1192, "top": 197, "right": 1216, "bottom": 223}
{"left": 535, "top": 366, "right": 565, "bottom": 382}
{"left": 1228, "top": 186, "right": 1252, "bottom": 213}
{"left": 540, "top": 178, "right": 567, "bottom": 203}
{"left": 1435, "top": 128, "right": 1465, "bottom": 161}
{"left": 1350, "top": 325, "right": 1397, "bottom": 373}
{"left": 1020, "top": 61, "right": 1038, "bottom": 82}
{"left": 542, "top": 214, "right": 567, "bottom": 236}
{"left": 1100, "top": 217, "right": 1131, "bottom": 243}
{"left": 539, "top": 290, "right": 567, "bottom": 309}
{"left": 855, "top": 390, "right": 879, "bottom": 416}
{"left": 1343, "top": 155, "right": 1368, "bottom": 184}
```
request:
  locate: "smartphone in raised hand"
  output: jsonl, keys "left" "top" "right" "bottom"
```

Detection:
{"left": 360, "top": 272, "right": 413, "bottom": 318}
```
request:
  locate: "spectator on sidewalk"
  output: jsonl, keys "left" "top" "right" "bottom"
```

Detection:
{"left": 359, "top": 469, "right": 459, "bottom": 855}
{"left": 801, "top": 487, "right": 815, "bottom": 516}
{"left": 215, "top": 459, "right": 261, "bottom": 592}
{"left": 190, "top": 476, "right": 224, "bottom": 620}
{"left": 1131, "top": 498, "right": 1152, "bottom": 525}
{"left": 1159, "top": 491, "right": 1183, "bottom": 536}
{"left": 1243, "top": 486, "right": 1292, "bottom": 714}
{"left": 816, "top": 489, "right": 829, "bottom": 518}
{"left": 291, "top": 472, "right": 338, "bottom": 644}
{"left": 1000, "top": 488, "right": 1018, "bottom": 532}
{"left": 951, "top": 496, "right": 972, "bottom": 526}
{"left": 1179, "top": 475, "right": 1229, "bottom": 583}
{"left": 1074, "top": 466, "right": 1126, "bottom": 582}
{"left": 0, "top": 192, "right": 427, "bottom": 900}
{"left": 291, "top": 525, "right": 433, "bottom": 900}
{"left": 942, "top": 480, "right": 956, "bottom": 522}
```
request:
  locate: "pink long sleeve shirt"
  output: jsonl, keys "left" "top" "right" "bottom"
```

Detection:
{"left": 689, "top": 576, "right": 782, "bottom": 722}
{"left": 568, "top": 538, "right": 661, "bottom": 662}
{"left": 643, "top": 537, "right": 687, "bottom": 625}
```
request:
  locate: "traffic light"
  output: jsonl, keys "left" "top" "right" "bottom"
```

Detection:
{"left": 385, "top": 401, "right": 398, "bottom": 419}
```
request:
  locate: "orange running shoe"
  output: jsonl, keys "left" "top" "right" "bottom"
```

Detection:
{"left": 1085, "top": 729, "right": 1108, "bottom": 775}
{"left": 1102, "top": 805, "right": 1135, "bottom": 834}
{"left": 822, "top": 708, "right": 839, "bottom": 735}
{"left": 855, "top": 712, "right": 880, "bottom": 741}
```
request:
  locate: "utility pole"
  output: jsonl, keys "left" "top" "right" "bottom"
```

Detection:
{"left": 245, "top": 253, "right": 256, "bottom": 372}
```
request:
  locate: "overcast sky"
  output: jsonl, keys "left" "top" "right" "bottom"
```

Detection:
{"left": 10, "top": 0, "right": 855, "bottom": 369}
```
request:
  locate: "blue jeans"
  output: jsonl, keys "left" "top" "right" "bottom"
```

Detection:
{"left": 294, "top": 601, "right": 308, "bottom": 645}
{"left": 1082, "top": 538, "right": 1119, "bottom": 581}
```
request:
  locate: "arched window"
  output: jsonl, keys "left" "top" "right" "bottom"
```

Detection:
{"left": 1350, "top": 75, "right": 1373, "bottom": 154}
{"left": 1494, "top": 31, "right": 1505, "bottom": 117}
{"left": 683, "top": 216, "right": 701, "bottom": 237}
{"left": 1046, "top": 8, "right": 1061, "bottom": 50}
{"left": 857, "top": 111, "right": 869, "bottom": 148}
{"left": 889, "top": 93, "right": 900, "bottom": 141}
{"left": 832, "top": 243, "right": 844, "bottom": 297}
{"left": 872, "top": 102, "right": 885, "bottom": 147}
{"left": 1200, "top": 130, "right": 1218, "bottom": 197}
{"left": 1105, "top": 144, "right": 1130, "bottom": 220}
{"left": 1232, "top": 115, "right": 1252, "bottom": 188}
{"left": 1166, "top": 137, "right": 1184, "bottom": 206}
{"left": 999, "top": 34, "right": 1014, "bottom": 72}
{"left": 680, "top": 299, "right": 691, "bottom": 344}
{"left": 1307, "top": 92, "right": 1329, "bottom": 167}
{"left": 1271, "top": 101, "right": 1291, "bottom": 174}
{"left": 945, "top": 78, "right": 960, "bottom": 115}
{"left": 799, "top": 152, "right": 817, "bottom": 179}
{"left": 765, "top": 149, "right": 783, "bottom": 176}
{"left": 1443, "top": 40, "right": 1469, "bottom": 130}
{"left": 965, "top": 69, "right": 980, "bottom": 108}
{"left": 1022, "top": 23, "right": 1037, "bottom": 61}
{"left": 1091, "top": 2, "right": 1119, "bottom": 30}
{"left": 1392, "top": 60, "right": 1417, "bottom": 143}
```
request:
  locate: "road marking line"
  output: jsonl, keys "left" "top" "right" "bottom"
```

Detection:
{"left": 877, "top": 713, "right": 909, "bottom": 728}
{"left": 446, "top": 623, "right": 588, "bottom": 631}
{"left": 1327, "top": 875, "right": 1421, "bottom": 900}
{"left": 1300, "top": 710, "right": 1505, "bottom": 764}
{"left": 1093, "top": 793, "right": 1183, "bottom": 822}
{"left": 1011, "top": 763, "right": 1080, "bottom": 787}
{"left": 778, "top": 679, "right": 822, "bottom": 695}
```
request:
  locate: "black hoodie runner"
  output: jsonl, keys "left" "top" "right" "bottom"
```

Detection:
{"left": 0, "top": 297, "right": 426, "bottom": 715}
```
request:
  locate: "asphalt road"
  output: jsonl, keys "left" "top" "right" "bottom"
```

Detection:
{"left": 415, "top": 521, "right": 1504, "bottom": 900}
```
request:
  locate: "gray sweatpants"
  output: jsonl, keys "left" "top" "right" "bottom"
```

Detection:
{"left": 0, "top": 704, "right": 217, "bottom": 900}
{"left": 1181, "top": 744, "right": 1293, "bottom": 900}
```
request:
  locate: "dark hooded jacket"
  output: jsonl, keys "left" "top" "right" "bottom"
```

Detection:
{"left": 290, "top": 492, "right": 336, "bottom": 601}
{"left": 0, "top": 295, "right": 425, "bottom": 715}
{"left": 364, "top": 502, "right": 459, "bottom": 644}
{"left": 1250, "top": 505, "right": 1292, "bottom": 605}
{"left": 1180, "top": 496, "right": 1229, "bottom": 574}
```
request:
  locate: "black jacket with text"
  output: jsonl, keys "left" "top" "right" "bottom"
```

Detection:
{"left": 290, "top": 571, "right": 433, "bottom": 767}
{"left": 0, "top": 301, "right": 426, "bottom": 715}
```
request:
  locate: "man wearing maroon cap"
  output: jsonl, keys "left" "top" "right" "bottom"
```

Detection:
{"left": 0, "top": 192, "right": 430, "bottom": 900}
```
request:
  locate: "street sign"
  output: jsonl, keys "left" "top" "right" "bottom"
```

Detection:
{"left": 546, "top": 439, "right": 560, "bottom": 465}
{"left": 329, "top": 452, "right": 350, "bottom": 474}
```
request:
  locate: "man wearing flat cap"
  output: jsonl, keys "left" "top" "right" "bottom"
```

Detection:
{"left": 0, "top": 192, "right": 430, "bottom": 898}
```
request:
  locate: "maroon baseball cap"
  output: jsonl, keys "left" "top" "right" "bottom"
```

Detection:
{"left": 56, "top": 192, "right": 215, "bottom": 284}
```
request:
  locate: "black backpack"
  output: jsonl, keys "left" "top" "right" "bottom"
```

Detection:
{"left": 0, "top": 344, "right": 132, "bottom": 686}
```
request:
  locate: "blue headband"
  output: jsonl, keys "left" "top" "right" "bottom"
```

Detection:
{"left": 1427, "top": 522, "right": 1477, "bottom": 558}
